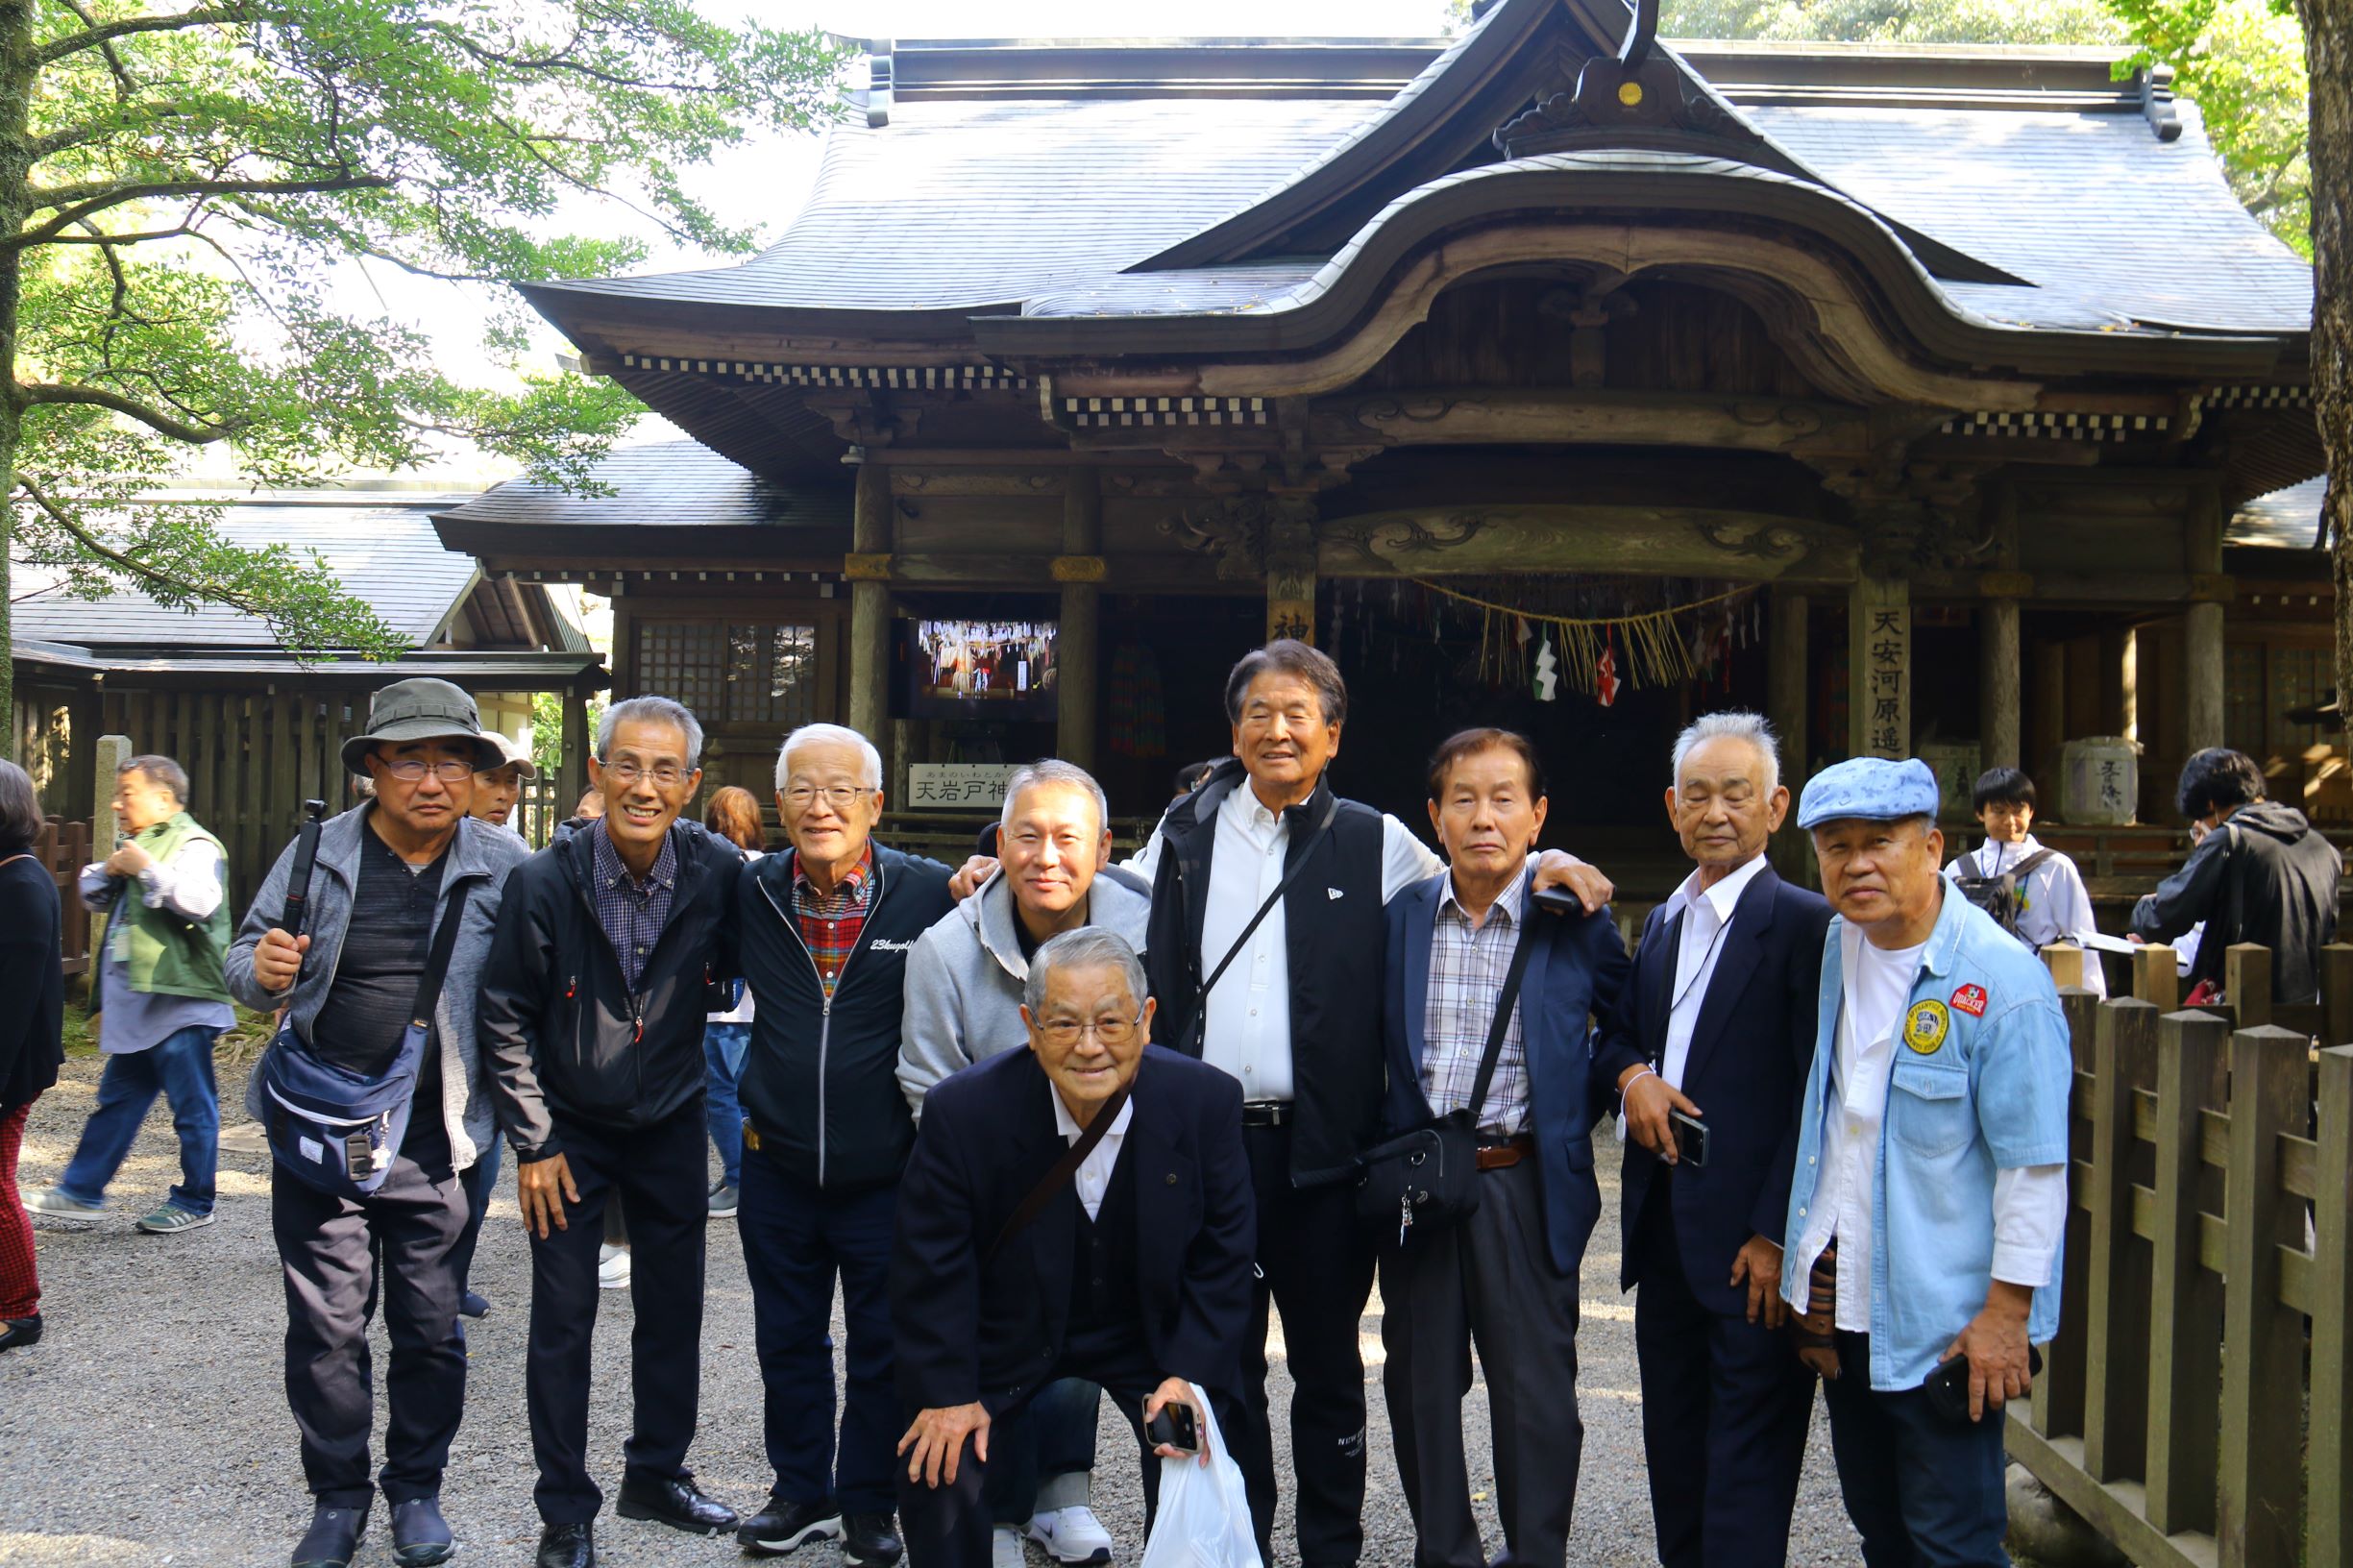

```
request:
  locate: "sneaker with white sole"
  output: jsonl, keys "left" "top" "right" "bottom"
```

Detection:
{"left": 22, "top": 1189, "right": 104, "bottom": 1221}
{"left": 993, "top": 1526, "right": 1028, "bottom": 1568}
{"left": 1026, "top": 1506, "right": 1113, "bottom": 1564}
{"left": 135, "top": 1204, "right": 215, "bottom": 1235}
{"left": 599, "top": 1243, "right": 631, "bottom": 1289}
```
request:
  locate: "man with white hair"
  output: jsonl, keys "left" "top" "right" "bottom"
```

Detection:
{"left": 731, "top": 723, "right": 956, "bottom": 1567}
{"left": 1593, "top": 712, "right": 1830, "bottom": 1568}
{"left": 897, "top": 759, "right": 1148, "bottom": 1566}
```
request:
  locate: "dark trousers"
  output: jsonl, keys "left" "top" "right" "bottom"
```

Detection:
{"left": 453, "top": 1137, "right": 502, "bottom": 1295}
{"left": 1236, "top": 1121, "right": 1377, "bottom": 1567}
{"left": 982, "top": 1376, "right": 1103, "bottom": 1524}
{"left": 1630, "top": 1185, "right": 1814, "bottom": 1568}
{"left": 898, "top": 1338, "right": 1244, "bottom": 1568}
{"left": 273, "top": 1154, "right": 468, "bottom": 1508}
{"left": 1821, "top": 1332, "right": 2011, "bottom": 1568}
{"left": 738, "top": 1144, "right": 898, "bottom": 1514}
{"left": 525, "top": 1103, "right": 709, "bottom": 1525}
{"left": 1380, "top": 1158, "right": 1582, "bottom": 1568}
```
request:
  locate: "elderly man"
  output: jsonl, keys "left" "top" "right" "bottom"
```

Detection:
{"left": 472, "top": 736, "right": 538, "bottom": 833}
{"left": 1781, "top": 757, "right": 2072, "bottom": 1568}
{"left": 228, "top": 678, "right": 528, "bottom": 1568}
{"left": 32, "top": 753, "right": 235, "bottom": 1235}
{"left": 1378, "top": 728, "right": 1630, "bottom": 1568}
{"left": 899, "top": 759, "right": 1148, "bottom": 1567}
{"left": 2132, "top": 747, "right": 2342, "bottom": 1003}
{"left": 733, "top": 723, "right": 955, "bottom": 1566}
{"left": 478, "top": 695, "right": 748, "bottom": 1568}
{"left": 893, "top": 928, "right": 1256, "bottom": 1567}
{"left": 1594, "top": 713, "right": 1829, "bottom": 1568}
{"left": 1134, "top": 639, "right": 1612, "bottom": 1565}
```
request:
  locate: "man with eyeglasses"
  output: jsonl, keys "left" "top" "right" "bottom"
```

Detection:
{"left": 892, "top": 927, "right": 1255, "bottom": 1566}
{"left": 729, "top": 722, "right": 955, "bottom": 1566}
{"left": 478, "top": 695, "right": 751, "bottom": 1568}
{"left": 228, "top": 678, "right": 528, "bottom": 1568}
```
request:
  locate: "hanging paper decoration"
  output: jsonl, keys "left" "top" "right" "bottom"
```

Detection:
{"left": 1596, "top": 628, "right": 1621, "bottom": 708}
{"left": 1534, "top": 634, "right": 1559, "bottom": 701}
{"left": 1412, "top": 576, "right": 1758, "bottom": 698}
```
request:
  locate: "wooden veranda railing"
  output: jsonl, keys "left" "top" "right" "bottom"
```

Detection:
{"left": 2007, "top": 939, "right": 2353, "bottom": 1568}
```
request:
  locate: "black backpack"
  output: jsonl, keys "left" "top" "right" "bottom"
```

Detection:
{"left": 1954, "top": 845, "right": 2057, "bottom": 941}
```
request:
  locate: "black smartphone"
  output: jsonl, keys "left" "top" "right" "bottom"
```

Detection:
{"left": 1532, "top": 887, "right": 1583, "bottom": 918}
{"left": 1670, "top": 1109, "right": 1709, "bottom": 1167}
{"left": 1144, "top": 1399, "right": 1199, "bottom": 1456}
{"left": 1924, "top": 1347, "right": 2044, "bottom": 1423}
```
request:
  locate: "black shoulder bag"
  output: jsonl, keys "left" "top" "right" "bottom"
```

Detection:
{"left": 1182, "top": 792, "right": 1341, "bottom": 1053}
{"left": 1352, "top": 914, "right": 1538, "bottom": 1249}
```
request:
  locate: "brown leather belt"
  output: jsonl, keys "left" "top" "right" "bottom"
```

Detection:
{"left": 1476, "top": 1134, "right": 1534, "bottom": 1171}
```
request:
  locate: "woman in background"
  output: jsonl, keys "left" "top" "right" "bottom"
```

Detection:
{"left": 0, "top": 760, "right": 66, "bottom": 1350}
{"left": 701, "top": 786, "right": 766, "bottom": 1219}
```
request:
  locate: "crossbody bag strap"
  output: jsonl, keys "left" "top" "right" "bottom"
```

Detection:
{"left": 1189, "top": 792, "right": 1342, "bottom": 1046}
{"left": 988, "top": 1080, "right": 1132, "bottom": 1263}
{"left": 2012, "top": 847, "right": 2058, "bottom": 879}
{"left": 1461, "top": 909, "right": 1541, "bottom": 1125}
{"left": 404, "top": 877, "right": 478, "bottom": 1039}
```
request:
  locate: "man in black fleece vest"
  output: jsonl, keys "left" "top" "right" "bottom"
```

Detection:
{"left": 1140, "top": 640, "right": 1614, "bottom": 1567}
{"left": 732, "top": 723, "right": 954, "bottom": 1567}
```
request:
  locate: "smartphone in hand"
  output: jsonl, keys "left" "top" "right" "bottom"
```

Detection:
{"left": 1670, "top": 1109, "right": 1709, "bottom": 1167}
{"left": 1143, "top": 1399, "right": 1200, "bottom": 1456}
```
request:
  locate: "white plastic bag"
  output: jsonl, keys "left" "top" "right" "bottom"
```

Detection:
{"left": 1140, "top": 1384, "right": 1262, "bottom": 1568}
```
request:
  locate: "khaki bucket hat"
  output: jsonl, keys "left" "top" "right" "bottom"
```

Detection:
{"left": 341, "top": 677, "right": 502, "bottom": 776}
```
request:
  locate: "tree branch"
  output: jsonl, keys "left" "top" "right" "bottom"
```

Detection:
{"left": 16, "top": 475, "right": 283, "bottom": 621}
{"left": 17, "top": 381, "right": 241, "bottom": 443}
{"left": 37, "top": 5, "right": 255, "bottom": 67}
{"left": 14, "top": 172, "right": 392, "bottom": 250}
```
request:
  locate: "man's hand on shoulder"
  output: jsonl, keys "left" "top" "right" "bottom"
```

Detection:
{"left": 898, "top": 1402, "right": 990, "bottom": 1487}
{"left": 1532, "top": 849, "right": 1612, "bottom": 914}
{"left": 948, "top": 856, "right": 997, "bottom": 902}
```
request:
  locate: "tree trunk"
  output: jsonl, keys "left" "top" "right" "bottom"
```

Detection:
{"left": 0, "top": 2, "right": 36, "bottom": 764}
{"left": 2310, "top": 0, "right": 2353, "bottom": 757}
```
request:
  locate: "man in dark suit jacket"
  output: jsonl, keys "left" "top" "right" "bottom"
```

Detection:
{"left": 1377, "top": 729, "right": 1630, "bottom": 1568}
{"left": 892, "top": 927, "right": 1256, "bottom": 1568}
{"left": 1594, "top": 713, "right": 1832, "bottom": 1568}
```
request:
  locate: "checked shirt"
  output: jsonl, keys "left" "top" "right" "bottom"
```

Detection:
{"left": 791, "top": 845, "right": 874, "bottom": 998}
{"left": 589, "top": 821, "right": 677, "bottom": 993}
{"left": 1420, "top": 872, "right": 1531, "bottom": 1138}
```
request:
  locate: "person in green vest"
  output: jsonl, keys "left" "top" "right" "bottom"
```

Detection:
{"left": 25, "top": 753, "right": 235, "bottom": 1235}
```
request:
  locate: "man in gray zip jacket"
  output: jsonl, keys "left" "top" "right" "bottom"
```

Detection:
{"left": 227, "top": 677, "right": 526, "bottom": 1568}
{"left": 895, "top": 760, "right": 1149, "bottom": 1568}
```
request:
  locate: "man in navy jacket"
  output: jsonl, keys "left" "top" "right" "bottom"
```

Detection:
{"left": 1594, "top": 712, "right": 1830, "bottom": 1568}
{"left": 892, "top": 928, "right": 1255, "bottom": 1567}
{"left": 1377, "top": 728, "right": 1630, "bottom": 1568}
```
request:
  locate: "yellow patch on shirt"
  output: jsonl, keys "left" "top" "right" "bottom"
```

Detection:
{"left": 1903, "top": 999, "right": 1951, "bottom": 1055}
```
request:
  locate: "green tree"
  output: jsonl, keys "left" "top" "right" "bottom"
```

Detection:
{"left": 1661, "top": 0, "right": 2122, "bottom": 43}
{"left": 9, "top": 2, "right": 846, "bottom": 743}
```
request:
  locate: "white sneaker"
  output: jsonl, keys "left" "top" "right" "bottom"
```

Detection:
{"left": 598, "top": 1243, "right": 631, "bottom": 1289}
{"left": 993, "top": 1526, "right": 1028, "bottom": 1568}
{"left": 1026, "top": 1506, "right": 1113, "bottom": 1564}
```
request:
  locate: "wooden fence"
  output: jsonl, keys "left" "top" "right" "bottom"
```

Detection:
{"left": 35, "top": 817, "right": 93, "bottom": 977}
{"left": 2007, "top": 939, "right": 2353, "bottom": 1568}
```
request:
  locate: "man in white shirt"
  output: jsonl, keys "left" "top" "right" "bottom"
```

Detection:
{"left": 1944, "top": 768, "right": 2107, "bottom": 999}
{"left": 1593, "top": 713, "right": 1830, "bottom": 1568}
{"left": 1780, "top": 757, "right": 2073, "bottom": 1568}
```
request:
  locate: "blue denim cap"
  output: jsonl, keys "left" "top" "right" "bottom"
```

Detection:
{"left": 1796, "top": 756, "right": 1942, "bottom": 830}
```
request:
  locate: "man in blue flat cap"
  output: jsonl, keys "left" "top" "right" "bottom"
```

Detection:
{"left": 1778, "top": 757, "right": 2071, "bottom": 1568}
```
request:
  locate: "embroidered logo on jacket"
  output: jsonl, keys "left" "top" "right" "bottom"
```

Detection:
{"left": 868, "top": 939, "right": 915, "bottom": 953}
{"left": 1950, "top": 984, "right": 1989, "bottom": 1017}
{"left": 1902, "top": 1000, "right": 1951, "bottom": 1055}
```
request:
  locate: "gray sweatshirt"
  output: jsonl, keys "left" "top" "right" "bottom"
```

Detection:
{"left": 896, "top": 867, "right": 1153, "bottom": 1118}
{"left": 228, "top": 806, "right": 529, "bottom": 1172}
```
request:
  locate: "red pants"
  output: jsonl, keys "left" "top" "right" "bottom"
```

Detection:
{"left": 0, "top": 1098, "right": 38, "bottom": 1319}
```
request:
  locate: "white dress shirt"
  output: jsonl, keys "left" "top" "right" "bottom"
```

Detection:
{"left": 1659, "top": 854, "right": 1770, "bottom": 1091}
{"left": 1050, "top": 1087, "right": 1134, "bottom": 1222}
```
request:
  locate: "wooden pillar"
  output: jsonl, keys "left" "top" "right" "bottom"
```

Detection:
{"left": 2031, "top": 638, "right": 2068, "bottom": 791}
{"left": 847, "top": 461, "right": 894, "bottom": 748}
{"left": 1767, "top": 588, "right": 1808, "bottom": 772}
{"left": 1848, "top": 575, "right": 1910, "bottom": 760}
{"left": 1979, "top": 595, "right": 2022, "bottom": 771}
{"left": 1055, "top": 468, "right": 1103, "bottom": 771}
{"left": 2099, "top": 625, "right": 2140, "bottom": 743}
{"left": 2186, "top": 600, "right": 2225, "bottom": 753}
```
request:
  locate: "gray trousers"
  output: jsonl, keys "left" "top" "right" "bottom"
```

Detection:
{"left": 1379, "top": 1158, "right": 1583, "bottom": 1568}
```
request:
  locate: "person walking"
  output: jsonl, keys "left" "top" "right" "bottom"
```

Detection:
{"left": 703, "top": 785, "right": 765, "bottom": 1219}
{"left": 28, "top": 754, "right": 234, "bottom": 1235}
{"left": 1783, "top": 757, "right": 2071, "bottom": 1568}
{"left": 731, "top": 723, "right": 954, "bottom": 1566}
{"left": 227, "top": 677, "right": 527, "bottom": 1568}
{"left": 477, "top": 696, "right": 749, "bottom": 1568}
{"left": 1595, "top": 713, "right": 1828, "bottom": 1568}
{"left": 0, "top": 761, "right": 65, "bottom": 1352}
{"left": 898, "top": 759, "right": 1148, "bottom": 1567}
{"left": 1377, "top": 728, "right": 1630, "bottom": 1568}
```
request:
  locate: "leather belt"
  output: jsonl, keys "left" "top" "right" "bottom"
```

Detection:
{"left": 1476, "top": 1134, "right": 1535, "bottom": 1171}
{"left": 1239, "top": 1100, "right": 1291, "bottom": 1128}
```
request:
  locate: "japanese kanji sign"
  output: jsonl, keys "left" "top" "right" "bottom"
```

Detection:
{"left": 1848, "top": 577, "right": 1910, "bottom": 761}
{"left": 907, "top": 764, "right": 1020, "bottom": 810}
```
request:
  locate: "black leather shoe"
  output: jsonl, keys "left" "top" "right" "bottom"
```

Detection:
{"left": 737, "top": 1496, "right": 843, "bottom": 1556}
{"left": 616, "top": 1470, "right": 738, "bottom": 1535}
{"left": 389, "top": 1496, "right": 455, "bottom": 1566}
{"left": 843, "top": 1512, "right": 904, "bottom": 1567}
{"left": 0, "top": 1313, "right": 40, "bottom": 1352}
{"left": 535, "top": 1521, "right": 593, "bottom": 1568}
{"left": 291, "top": 1503, "right": 368, "bottom": 1568}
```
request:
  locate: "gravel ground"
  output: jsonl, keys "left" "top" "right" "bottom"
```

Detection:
{"left": 1, "top": 1054, "right": 1866, "bottom": 1566}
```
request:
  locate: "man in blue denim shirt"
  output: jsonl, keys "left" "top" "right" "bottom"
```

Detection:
{"left": 1778, "top": 757, "right": 2071, "bottom": 1567}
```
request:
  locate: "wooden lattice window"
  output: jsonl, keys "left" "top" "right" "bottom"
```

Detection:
{"left": 635, "top": 620, "right": 820, "bottom": 731}
{"left": 634, "top": 622, "right": 727, "bottom": 721}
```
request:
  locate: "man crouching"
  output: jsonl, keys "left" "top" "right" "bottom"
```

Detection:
{"left": 890, "top": 929, "right": 1256, "bottom": 1566}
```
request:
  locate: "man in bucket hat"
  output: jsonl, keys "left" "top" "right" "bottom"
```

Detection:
{"left": 1778, "top": 756, "right": 2071, "bottom": 1568}
{"left": 228, "top": 677, "right": 530, "bottom": 1568}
